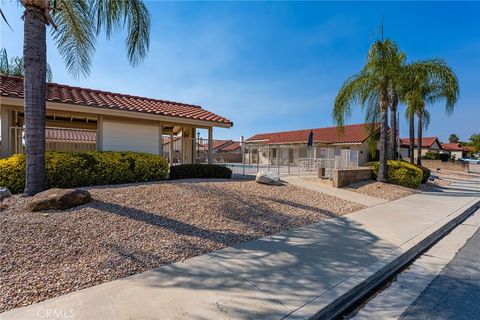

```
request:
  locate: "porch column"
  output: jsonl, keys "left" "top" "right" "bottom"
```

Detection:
{"left": 159, "top": 123, "right": 163, "bottom": 156}
{"left": 169, "top": 133, "right": 174, "bottom": 165}
{"left": 192, "top": 128, "right": 197, "bottom": 164}
{"left": 208, "top": 127, "right": 213, "bottom": 164}
{"left": 0, "top": 108, "right": 13, "bottom": 158}
{"left": 96, "top": 115, "right": 103, "bottom": 151}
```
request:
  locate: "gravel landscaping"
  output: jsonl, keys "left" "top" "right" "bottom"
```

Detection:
{"left": 0, "top": 179, "right": 363, "bottom": 312}
{"left": 343, "top": 180, "right": 416, "bottom": 200}
{"left": 344, "top": 170, "right": 475, "bottom": 199}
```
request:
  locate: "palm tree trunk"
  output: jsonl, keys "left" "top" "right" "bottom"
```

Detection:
{"left": 389, "top": 106, "right": 397, "bottom": 160}
{"left": 378, "top": 96, "right": 389, "bottom": 182}
{"left": 417, "top": 113, "right": 423, "bottom": 166}
{"left": 389, "top": 90, "right": 398, "bottom": 160}
{"left": 23, "top": 5, "right": 47, "bottom": 196}
{"left": 409, "top": 111, "right": 415, "bottom": 164}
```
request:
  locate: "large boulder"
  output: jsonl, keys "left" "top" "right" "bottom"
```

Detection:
{"left": 256, "top": 171, "right": 283, "bottom": 186}
{"left": 29, "top": 188, "right": 92, "bottom": 212}
{"left": 0, "top": 188, "right": 12, "bottom": 201}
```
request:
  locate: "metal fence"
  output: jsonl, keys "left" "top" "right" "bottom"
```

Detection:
{"left": 221, "top": 143, "right": 359, "bottom": 178}
{"left": 10, "top": 126, "right": 96, "bottom": 154}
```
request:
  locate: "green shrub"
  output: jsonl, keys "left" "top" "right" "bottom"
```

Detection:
{"left": 169, "top": 164, "right": 232, "bottom": 180}
{"left": 422, "top": 152, "right": 440, "bottom": 160}
{"left": 414, "top": 164, "right": 431, "bottom": 184}
{"left": 0, "top": 151, "right": 169, "bottom": 194}
{"left": 372, "top": 160, "right": 423, "bottom": 188}
{"left": 0, "top": 154, "right": 26, "bottom": 195}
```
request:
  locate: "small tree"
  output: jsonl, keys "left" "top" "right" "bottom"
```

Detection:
{"left": 0, "top": 48, "right": 53, "bottom": 81}
{"left": 469, "top": 133, "right": 480, "bottom": 153}
{"left": 448, "top": 133, "right": 460, "bottom": 143}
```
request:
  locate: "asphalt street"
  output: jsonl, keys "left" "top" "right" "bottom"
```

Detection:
{"left": 400, "top": 228, "right": 480, "bottom": 320}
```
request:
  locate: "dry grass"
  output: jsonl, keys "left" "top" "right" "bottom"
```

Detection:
{"left": 0, "top": 179, "right": 363, "bottom": 312}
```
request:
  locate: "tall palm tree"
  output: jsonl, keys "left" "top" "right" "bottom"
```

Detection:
{"left": 333, "top": 39, "right": 403, "bottom": 182}
{"left": 2, "top": 0, "right": 150, "bottom": 195}
{"left": 400, "top": 60, "right": 459, "bottom": 165}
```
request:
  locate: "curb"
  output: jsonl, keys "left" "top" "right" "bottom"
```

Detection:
{"left": 310, "top": 199, "right": 480, "bottom": 320}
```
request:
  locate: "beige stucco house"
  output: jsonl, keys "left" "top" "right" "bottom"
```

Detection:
{"left": 440, "top": 143, "right": 470, "bottom": 160}
{"left": 399, "top": 137, "right": 441, "bottom": 160}
{"left": 0, "top": 75, "right": 232, "bottom": 163}
{"left": 245, "top": 123, "right": 380, "bottom": 167}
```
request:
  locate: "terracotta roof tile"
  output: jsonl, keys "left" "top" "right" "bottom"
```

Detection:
{"left": 213, "top": 140, "right": 234, "bottom": 150}
{"left": 441, "top": 143, "right": 470, "bottom": 152}
{"left": 1, "top": 75, "right": 232, "bottom": 126}
{"left": 400, "top": 137, "right": 439, "bottom": 148}
{"left": 45, "top": 127, "right": 96, "bottom": 143}
{"left": 246, "top": 123, "right": 379, "bottom": 145}
{"left": 219, "top": 141, "right": 241, "bottom": 151}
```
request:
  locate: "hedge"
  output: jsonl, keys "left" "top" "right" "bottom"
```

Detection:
{"left": 422, "top": 152, "right": 440, "bottom": 160}
{"left": 372, "top": 160, "right": 423, "bottom": 188}
{"left": 414, "top": 164, "right": 431, "bottom": 184}
{"left": 0, "top": 151, "right": 169, "bottom": 194}
{"left": 169, "top": 164, "right": 232, "bottom": 180}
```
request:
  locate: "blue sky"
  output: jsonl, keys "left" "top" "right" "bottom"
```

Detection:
{"left": 1, "top": 1, "right": 479, "bottom": 141}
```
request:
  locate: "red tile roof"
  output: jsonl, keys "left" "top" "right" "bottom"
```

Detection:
{"left": 45, "top": 127, "right": 96, "bottom": 142}
{"left": 219, "top": 141, "right": 241, "bottom": 152}
{"left": 0, "top": 75, "right": 232, "bottom": 126}
{"left": 400, "top": 137, "right": 440, "bottom": 148}
{"left": 441, "top": 143, "right": 469, "bottom": 152}
{"left": 213, "top": 140, "right": 234, "bottom": 150}
{"left": 246, "top": 123, "right": 379, "bottom": 145}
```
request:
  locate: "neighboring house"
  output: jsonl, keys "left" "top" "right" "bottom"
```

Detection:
{"left": 440, "top": 143, "right": 470, "bottom": 160}
{"left": 213, "top": 140, "right": 234, "bottom": 153}
{"left": 399, "top": 137, "right": 442, "bottom": 160}
{"left": 245, "top": 123, "right": 380, "bottom": 166}
{"left": 218, "top": 141, "right": 241, "bottom": 154}
{"left": 45, "top": 127, "right": 96, "bottom": 152}
{"left": 213, "top": 140, "right": 242, "bottom": 163}
{"left": 0, "top": 75, "right": 232, "bottom": 164}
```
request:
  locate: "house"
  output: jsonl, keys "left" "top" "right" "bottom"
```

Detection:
{"left": 0, "top": 75, "right": 232, "bottom": 164}
{"left": 440, "top": 143, "right": 470, "bottom": 160}
{"left": 161, "top": 138, "right": 242, "bottom": 163}
{"left": 245, "top": 123, "right": 380, "bottom": 166}
{"left": 399, "top": 137, "right": 442, "bottom": 160}
{"left": 213, "top": 140, "right": 242, "bottom": 163}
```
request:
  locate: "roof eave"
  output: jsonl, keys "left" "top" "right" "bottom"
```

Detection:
{"left": 1, "top": 96, "right": 233, "bottom": 128}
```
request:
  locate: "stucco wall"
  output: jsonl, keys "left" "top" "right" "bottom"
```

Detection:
{"left": 421, "top": 160, "right": 467, "bottom": 172}
{"left": 102, "top": 119, "right": 160, "bottom": 154}
{"left": 332, "top": 167, "right": 373, "bottom": 188}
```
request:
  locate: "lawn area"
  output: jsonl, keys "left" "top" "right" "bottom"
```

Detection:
{"left": 0, "top": 179, "right": 364, "bottom": 312}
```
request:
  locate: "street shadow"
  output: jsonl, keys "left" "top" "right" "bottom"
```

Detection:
{"left": 122, "top": 215, "right": 392, "bottom": 319}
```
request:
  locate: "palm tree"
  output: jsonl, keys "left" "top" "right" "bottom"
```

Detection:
{"left": 401, "top": 60, "right": 459, "bottom": 165}
{"left": 1, "top": 0, "right": 150, "bottom": 195}
{"left": 333, "top": 39, "right": 403, "bottom": 182}
{"left": 0, "top": 48, "right": 53, "bottom": 81}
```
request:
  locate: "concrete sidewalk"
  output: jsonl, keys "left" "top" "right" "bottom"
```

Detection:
{"left": 2, "top": 179, "right": 480, "bottom": 320}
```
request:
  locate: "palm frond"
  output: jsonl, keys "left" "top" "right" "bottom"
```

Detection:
{"left": 332, "top": 72, "right": 372, "bottom": 129}
{"left": 0, "top": 48, "right": 9, "bottom": 74}
{"left": 92, "top": 0, "right": 150, "bottom": 66}
{"left": 52, "top": 0, "right": 95, "bottom": 78}
{"left": 0, "top": 8, "right": 13, "bottom": 31}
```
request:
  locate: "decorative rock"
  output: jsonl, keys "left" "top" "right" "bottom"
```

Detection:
{"left": 255, "top": 171, "right": 283, "bottom": 186}
{"left": 0, "top": 188, "right": 12, "bottom": 201}
{"left": 28, "top": 188, "right": 92, "bottom": 212}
